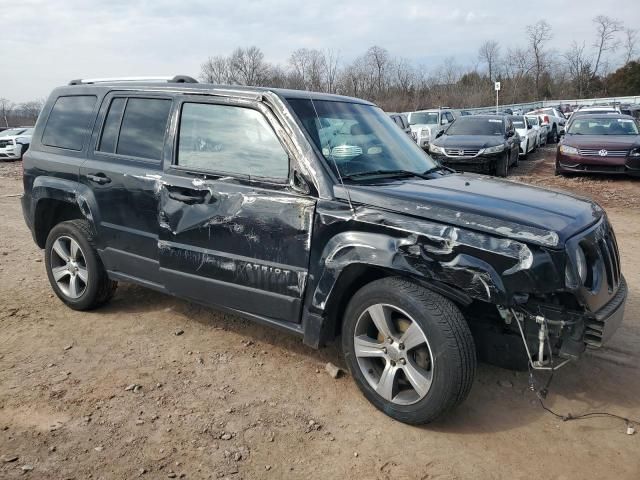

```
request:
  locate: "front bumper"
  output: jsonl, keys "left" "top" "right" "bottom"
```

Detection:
{"left": 0, "top": 146, "right": 22, "bottom": 160}
{"left": 556, "top": 152, "right": 640, "bottom": 175}
{"left": 584, "top": 275, "right": 627, "bottom": 347}
{"left": 431, "top": 153, "right": 500, "bottom": 173}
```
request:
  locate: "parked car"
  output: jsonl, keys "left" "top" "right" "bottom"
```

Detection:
{"left": 510, "top": 115, "right": 538, "bottom": 156}
{"left": 556, "top": 113, "right": 640, "bottom": 176}
{"left": 388, "top": 112, "right": 413, "bottom": 138}
{"left": 527, "top": 107, "right": 566, "bottom": 143}
{"left": 574, "top": 105, "right": 621, "bottom": 115}
{"left": 22, "top": 77, "right": 626, "bottom": 425}
{"left": 407, "top": 108, "right": 456, "bottom": 150}
{"left": 619, "top": 104, "right": 640, "bottom": 121}
{"left": 0, "top": 126, "right": 34, "bottom": 161}
{"left": 429, "top": 114, "right": 520, "bottom": 176}
{"left": 527, "top": 115, "right": 548, "bottom": 147}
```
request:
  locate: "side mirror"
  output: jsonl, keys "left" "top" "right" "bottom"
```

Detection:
{"left": 506, "top": 130, "right": 514, "bottom": 138}
{"left": 527, "top": 124, "right": 533, "bottom": 130}
{"left": 559, "top": 130, "right": 566, "bottom": 137}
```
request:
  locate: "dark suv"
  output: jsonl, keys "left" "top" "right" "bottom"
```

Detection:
{"left": 22, "top": 76, "right": 627, "bottom": 424}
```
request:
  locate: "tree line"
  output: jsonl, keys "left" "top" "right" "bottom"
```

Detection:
{"left": 200, "top": 15, "right": 639, "bottom": 112}
{"left": 0, "top": 99, "right": 45, "bottom": 128}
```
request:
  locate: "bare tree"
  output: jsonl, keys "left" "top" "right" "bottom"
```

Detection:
{"left": 229, "top": 46, "right": 269, "bottom": 86}
{"left": 365, "top": 46, "right": 391, "bottom": 96}
{"left": 526, "top": 20, "right": 553, "bottom": 98}
{"left": 200, "top": 56, "right": 230, "bottom": 84}
{"left": 0, "top": 98, "right": 14, "bottom": 128}
{"left": 592, "top": 15, "right": 623, "bottom": 78}
{"left": 504, "top": 47, "right": 534, "bottom": 103}
{"left": 623, "top": 27, "right": 638, "bottom": 64}
{"left": 19, "top": 100, "right": 45, "bottom": 124}
{"left": 564, "top": 42, "right": 592, "bottom": 97}
{"left": 478, "top": 40, "right": 500, "bottom": 82}
{"left": 324, "top": 49, "right": 340, "bottom": 93}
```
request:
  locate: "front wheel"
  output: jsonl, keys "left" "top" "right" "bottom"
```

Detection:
{"left": 45, "top": 220, "right": 117, "bottom": 310}
{"left": 496, "top": 152, "right": 509, "bottom": 177}
{"left": 341, "top": 277, "right": 476, "bottom": 424}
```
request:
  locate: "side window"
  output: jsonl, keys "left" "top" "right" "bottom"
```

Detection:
{"left": 116, "top": 98, "right": 172, "bottom": 160}
{"left": 42, "top": 95, "right": 97, "bottom": 150}
{"left": 445, "top": 112, "right": 455, "bottom": 123}
{"left": 177, "top": 103, "right": 289, "bottom": 180}
{"left": 98, "top": 97, "right": 126, "bottom": 153}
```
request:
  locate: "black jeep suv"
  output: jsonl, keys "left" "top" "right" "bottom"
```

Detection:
{"left": 21, "top": 76, "right": 626, "bottom": 424}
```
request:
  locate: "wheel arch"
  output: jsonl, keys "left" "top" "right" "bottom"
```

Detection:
{"left": 31, "top": 177, "right": 98, "bottom": 248}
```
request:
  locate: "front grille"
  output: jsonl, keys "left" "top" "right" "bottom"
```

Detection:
{"left": 444, "top": 148, "right": 480, "bottom": 157}
{"left": 578, "top": 149, "right": 628, "bottom": 157}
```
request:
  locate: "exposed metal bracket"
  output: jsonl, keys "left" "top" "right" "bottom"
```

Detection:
{"left": 512, "top": 309, "right": 572, "bottom": 371}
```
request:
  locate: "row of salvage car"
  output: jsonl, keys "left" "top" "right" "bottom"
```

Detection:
{"left": 389, "top": 104, "right": 640, "bottom": 177}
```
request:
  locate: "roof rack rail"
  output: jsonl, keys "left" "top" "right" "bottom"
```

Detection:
{"left": 68, "top": 75, "right": 198, "bottom": 85}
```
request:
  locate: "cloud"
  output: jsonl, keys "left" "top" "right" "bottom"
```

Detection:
{"left": 2, "top": 0, "right": 639, "bottom": 102}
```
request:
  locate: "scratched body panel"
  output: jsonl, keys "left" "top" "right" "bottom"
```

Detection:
{"left": 157, "top": 176, "right": 315, "bottom": 322}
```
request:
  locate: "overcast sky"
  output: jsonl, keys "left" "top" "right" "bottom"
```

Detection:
{"left": 3, "top": 0, "right": 639, "bottom": 102}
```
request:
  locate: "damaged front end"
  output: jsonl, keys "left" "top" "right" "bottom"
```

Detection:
{"left": 475, "top": 217, "right": 626, "bottom": 371}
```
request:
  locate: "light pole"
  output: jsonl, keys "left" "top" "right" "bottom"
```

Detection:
{"left": 495, "top": 81, "right": 501, "bottom": 114}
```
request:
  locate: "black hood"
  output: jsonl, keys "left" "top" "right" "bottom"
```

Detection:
{"left": 336, "top": 174, "right": 603, "bottom": 248}
{"left": 432, "top": 135, "right": 504, "bottom": 149}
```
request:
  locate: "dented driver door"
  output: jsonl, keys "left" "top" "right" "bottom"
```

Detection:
{"left": 157, "top": 98, "right": 316, "bottom": 324}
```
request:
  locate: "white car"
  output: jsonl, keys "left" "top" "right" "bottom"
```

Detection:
{"left": 407, "top": 109, "right": 456, "bottom": 150}
{"left": 525, "top": 115, "right": 548, "bottom": 147}
{"left": 0, "top": 127, "right": 34, "bottom": 161}
{"left": 510, "top": 115, "right": 537, "bottom": 156}
{"left": 527, "top": 107, "right": 567, "bottom": 143}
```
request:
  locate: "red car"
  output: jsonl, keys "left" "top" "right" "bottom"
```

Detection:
{"left": 556, "top": 114, "right": 640, "bottom": 176}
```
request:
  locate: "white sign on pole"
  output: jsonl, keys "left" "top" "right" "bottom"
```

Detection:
{"left": 494, "top": 81, "right": 501, "bottom": 91}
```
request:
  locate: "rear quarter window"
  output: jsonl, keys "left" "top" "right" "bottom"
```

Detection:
{"left": 42, "top": 95, "right": 98, "bottom": 151}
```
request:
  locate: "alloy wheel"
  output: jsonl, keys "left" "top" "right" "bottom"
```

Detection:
{"left": 353, "top": 303, "right": 435, "bottom": 405}
{"left": 50, "top": 236, "right": 88, "bottom": 299}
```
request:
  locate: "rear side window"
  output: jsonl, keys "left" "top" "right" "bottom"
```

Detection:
{"left": 115, "top": 98, "right": 171, "bottom": 161}
{"left": 177, "top": 103, "right": 289, "bottom": 180}
{"left": 98, "top": 98, "right": 126, "bottom": 153}
{"left": 42, "top": 95, "right": 97, "bottom": 150}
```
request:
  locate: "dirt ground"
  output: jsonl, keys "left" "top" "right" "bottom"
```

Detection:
{"left": 1, "top": 148, "right": 639, "bottom": 479}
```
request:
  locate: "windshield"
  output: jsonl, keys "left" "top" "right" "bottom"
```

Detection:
{"left": 445, "top": 117, "right": 504, "bottom": 136}
{"left": 511, "top": 116, "right": 526, "bottom": 129}
{"left": 568, "top": 117, "right": 639, "bottom": 135}
{"left": 0, "top": 128, "right": 27, "bottom": 137}
{"left": 526, "top": 116, "right": 539, "bottom": 126}
{"left": 287, "top": 99, "right": 437, "bottom": 179}
{"left": 408, "top": 112, "right": 439, "bottom": 125}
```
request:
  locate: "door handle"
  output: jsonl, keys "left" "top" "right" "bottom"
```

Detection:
{"left": 166, "top": 188, "right": 206, "bottom": 205}
{"left": 87, "top": 173, "right": 111, "bottom": 185}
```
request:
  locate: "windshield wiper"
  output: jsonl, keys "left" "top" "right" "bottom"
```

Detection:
{"left": 423, "top": 165, "right": 455, "bottom": 175}
{"left": 342, "top": 169, "right": 432, "bottom": 181}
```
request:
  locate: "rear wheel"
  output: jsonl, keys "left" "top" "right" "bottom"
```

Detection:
{"left": 549, "top": 125, "right": 558, "bottom": 143}
{"left": 45, "top": 220, "right": 117, "bottom": 310}
{"left": 341, "top": 277, "right": 476, "bottom": 424}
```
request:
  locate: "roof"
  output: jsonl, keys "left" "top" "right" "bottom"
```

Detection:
{"left": 60, "top": 81, "right": 374, "bottom": 106}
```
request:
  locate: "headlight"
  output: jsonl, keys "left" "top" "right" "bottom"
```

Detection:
{"left": 559, "top": 145, "right": 578, "bottom": 155}
{"left": 565, "top": 245, "right": 588, "bottom": 288}
{"left": 630, "top": 147, "right": 640, "bottom": 157}
{"left": 429, "top": 144, "right": 445, "bottom": 154}
{"left": 482, "top": 144, "right": 505, "bottom": 154}
{"left": 420, "top": 128, "right": 431, "bottom": 138}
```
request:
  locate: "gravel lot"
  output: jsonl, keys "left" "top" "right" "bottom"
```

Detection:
{"left": 1, "top": 149, "right": 639, "bottom": 479}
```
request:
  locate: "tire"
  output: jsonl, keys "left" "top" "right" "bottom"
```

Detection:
{"left": 45, "top": 219, "right": 117, "bottom": 310}
{"left": 19, "top": 144, "right": 28, "bottom": 160}
{"left": 341, "top": 277, "right": 476, "bottom": 425}
{"left": 513, "top": 148, "right": 519, "bottom": 167}
{"left": 549, "top": 125, "right": 558, "bottom": 144}
{"left": 495, "top": 152, "right": 509, "bottom": 177}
